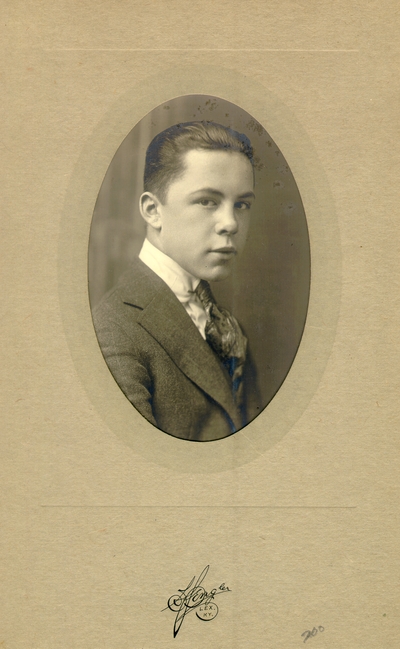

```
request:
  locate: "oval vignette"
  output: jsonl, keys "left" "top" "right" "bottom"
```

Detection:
{"left": 88, "top": 95, "right": 310, "bottom": 442}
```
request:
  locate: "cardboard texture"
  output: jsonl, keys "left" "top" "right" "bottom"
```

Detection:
{"left": 1, "top": 2, "right": 399, "bottom": 647}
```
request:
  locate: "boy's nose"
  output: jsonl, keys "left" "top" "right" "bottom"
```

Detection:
{"left": 214, "top": 204, "right": 238, "bottom": 235}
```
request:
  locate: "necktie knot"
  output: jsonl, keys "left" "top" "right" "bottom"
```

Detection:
{"left": 195, "top": 280, "right": 215, "bottom": 312}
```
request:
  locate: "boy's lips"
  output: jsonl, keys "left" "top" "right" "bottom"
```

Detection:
{"left": 211, "top": 246, "right": 237, "bottom": 254}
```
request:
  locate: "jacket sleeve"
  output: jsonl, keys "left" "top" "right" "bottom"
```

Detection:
{"left": 93, "top": 313, "right": 157, "bottom": 427}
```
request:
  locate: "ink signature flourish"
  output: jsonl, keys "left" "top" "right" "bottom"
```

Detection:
{"left": 163, "top": 565, "right": 231, "bottom": 637}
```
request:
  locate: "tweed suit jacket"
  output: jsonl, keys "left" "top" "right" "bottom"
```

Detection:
{"left": 92, "top": 258, "right": 261, "bottom": 441}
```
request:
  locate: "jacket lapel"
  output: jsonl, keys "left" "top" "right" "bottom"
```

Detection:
{"left": 119, "top": 260, "right": 241, "bottom": 428}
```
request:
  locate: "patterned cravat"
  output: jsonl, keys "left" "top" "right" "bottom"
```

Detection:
{"left": 195, "top": 280, "right": 247, "bottom": 407}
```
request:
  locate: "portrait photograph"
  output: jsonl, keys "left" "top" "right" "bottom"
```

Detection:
{"left": 88, "top": 95, "right": 310, "bottom": 442}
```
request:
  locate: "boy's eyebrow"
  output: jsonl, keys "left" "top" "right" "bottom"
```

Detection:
{"left": 189, "top": 188, "right": 255, "bottom": 199}
{"left": 238, "top": 191, "right": 256, "bottom": 200}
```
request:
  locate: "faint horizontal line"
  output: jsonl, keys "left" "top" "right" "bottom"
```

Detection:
{"left": 43, "top": 48, "right": 359, "bottom": 53}
{"left": 40, "top": 505, "right": 357, "bottom": 509}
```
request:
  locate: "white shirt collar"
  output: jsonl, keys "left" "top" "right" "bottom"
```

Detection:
{"left": 139, "top": 238, "right": 200, "bottom": 302}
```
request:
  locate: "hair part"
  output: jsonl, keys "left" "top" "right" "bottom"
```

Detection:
{"left": 143, "top": 121, "right": 254, "bottom": 203}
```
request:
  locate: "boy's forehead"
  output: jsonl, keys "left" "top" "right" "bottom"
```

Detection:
{"left": 157, "top": 148, "right": 255, "bottom": 204}
{"left": 176, "top": 148, "right": 254, "bottom": 185}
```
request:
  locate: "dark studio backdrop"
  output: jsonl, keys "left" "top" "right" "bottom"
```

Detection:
{"left": 88, "top": 95, "right": 310, "bottom": 415}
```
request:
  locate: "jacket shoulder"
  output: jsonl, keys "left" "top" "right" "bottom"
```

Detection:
{"left": 92, "top": 258, "right": 168, "bottom": 325}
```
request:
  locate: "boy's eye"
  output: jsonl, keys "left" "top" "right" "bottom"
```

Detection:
{"left": 235, "top": 201, "right": 251, "bottom": 210}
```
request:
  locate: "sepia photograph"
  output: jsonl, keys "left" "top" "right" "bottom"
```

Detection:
{"left": 88, "top": 95, "right": 310, "bottom": 441}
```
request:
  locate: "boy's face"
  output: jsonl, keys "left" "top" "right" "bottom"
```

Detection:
{"left": 153, "top": 149, "right": 255, "bottom": 281}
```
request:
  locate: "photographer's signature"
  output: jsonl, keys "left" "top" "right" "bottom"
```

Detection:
{"left": 163, "top": 565, "right": 231, "bottom": 637}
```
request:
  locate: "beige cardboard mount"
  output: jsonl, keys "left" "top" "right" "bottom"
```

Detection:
{"left": 2, "top": 6, "right": 399, "bottom": 647}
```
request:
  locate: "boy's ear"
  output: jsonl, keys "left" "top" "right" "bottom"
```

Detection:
{"left": 139, "top": 192, "right": 162, "bottom": 230}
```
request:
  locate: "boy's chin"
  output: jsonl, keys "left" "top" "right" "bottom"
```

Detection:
{"left": 203, "top": 265, "right": 233, "bottom": 283}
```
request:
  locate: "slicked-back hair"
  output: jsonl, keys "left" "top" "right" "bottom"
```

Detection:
{"left": 143, "top": 121, "right": 254, "bottom": 203}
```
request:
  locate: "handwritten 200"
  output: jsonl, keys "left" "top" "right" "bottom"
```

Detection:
{"left": 302, "top": 626, "right": 324, "bottom": 642}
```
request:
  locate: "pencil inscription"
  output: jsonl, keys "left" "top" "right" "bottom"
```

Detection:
{"left": 301, "top": 626, "right": 325, "bottom": 642}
